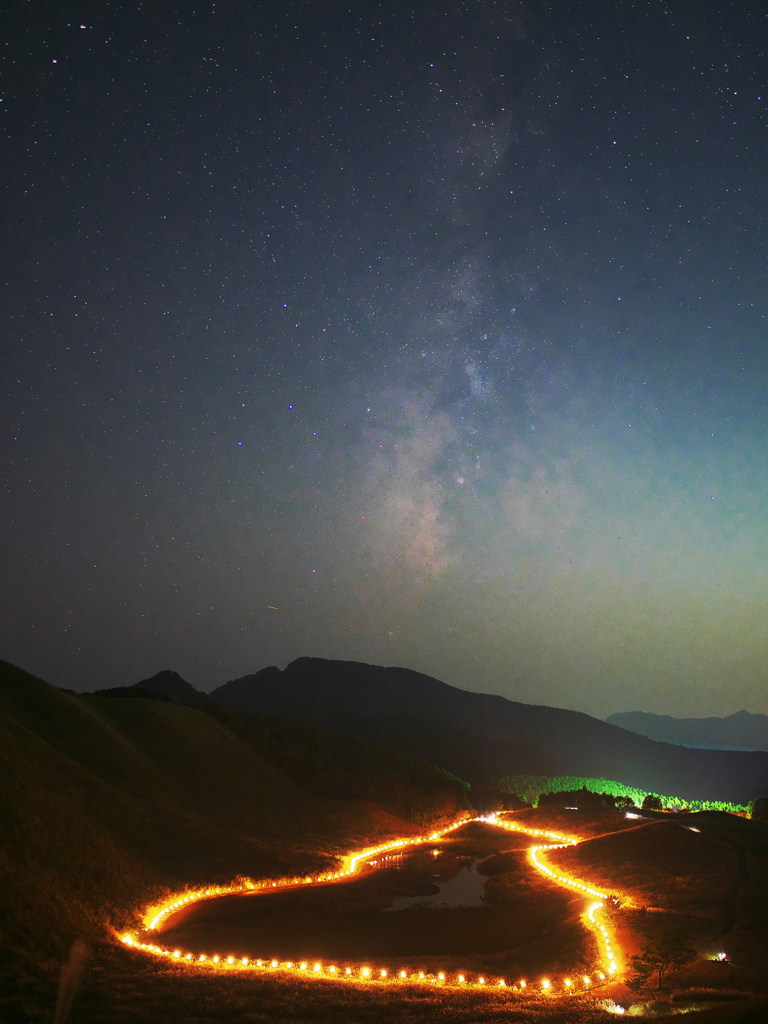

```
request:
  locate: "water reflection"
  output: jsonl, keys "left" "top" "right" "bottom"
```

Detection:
{"left": 383, "top": 850, "right": 487, "bottom": 911}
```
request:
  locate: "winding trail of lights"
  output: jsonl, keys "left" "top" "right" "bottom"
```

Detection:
{"left": 118, "top": 813, "right": 624, "bottom": 997}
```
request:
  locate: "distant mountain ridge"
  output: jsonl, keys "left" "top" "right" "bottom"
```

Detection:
{"left": 606, "top": 709, "right": 768, "bottom": 751}
{"left": 195, "top": 656, "right": 768, "bottom": 805}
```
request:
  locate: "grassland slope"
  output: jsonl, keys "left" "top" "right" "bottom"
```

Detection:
{"left": 0, "top": 658, "right": 431, "bottom": 976}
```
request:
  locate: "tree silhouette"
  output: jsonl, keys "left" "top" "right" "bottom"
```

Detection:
{"left": 642, "top": 793, "right": 663, "bottom": 811}
{"left": 627, "top": 929, "right": 697, "bottom": 991}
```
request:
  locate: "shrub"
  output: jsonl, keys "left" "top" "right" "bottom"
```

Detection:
{"left": 642, "top": 794, "right": 663, "bottom": 811}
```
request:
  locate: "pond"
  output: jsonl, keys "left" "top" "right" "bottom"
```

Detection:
{"left": 381, "top": 849, "right": 488, "bottom": 910}
{"left": 153, "top": 823, "right": 571, "bottom": 969}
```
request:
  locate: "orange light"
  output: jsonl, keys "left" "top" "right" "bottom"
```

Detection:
{"left": 121, "top": 811, "right": 628, "bottom": 995}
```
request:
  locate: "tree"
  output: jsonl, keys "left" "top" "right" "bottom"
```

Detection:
{"left": 749, "top": 796, "right": 768, "bottom": 821}
{"left": 626, "top": 929, "right": 697, "bottom": 992}
{"left": 642, "top": 793, "right": 663, "bottom": 811}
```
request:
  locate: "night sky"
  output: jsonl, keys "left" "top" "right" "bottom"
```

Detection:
{"left": 3, "top": 1, "right": 767, "bottom": 718}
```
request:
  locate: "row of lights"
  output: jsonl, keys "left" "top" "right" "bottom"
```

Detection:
{"left": 485, "top": 816, "right": 620, "bottom": 978}
{"left": 119, "top": 935, "right": 605, "bottom": 993}
{"left": 121, "top": 812, "right": 625, "bottom": 994}
{"left": 144, "top": 816, "right": 481, "bottom": 932}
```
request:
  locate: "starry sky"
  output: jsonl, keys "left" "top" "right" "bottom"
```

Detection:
{"left": 2, "top": 1, "right": 767, "bottom": 718}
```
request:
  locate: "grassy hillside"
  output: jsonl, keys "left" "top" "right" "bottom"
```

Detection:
{"left": 0, "top": 657, "right": 455, "bottom": 997}
{"left": 203, "top": 705, "right": 471, "bottom": 824}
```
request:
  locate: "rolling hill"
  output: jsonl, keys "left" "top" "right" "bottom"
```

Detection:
{"left": 0, "top": 657, "right": 465, "bottom": 977}
{"left": 204, "top": 657, "right": 768, "bottom": 805}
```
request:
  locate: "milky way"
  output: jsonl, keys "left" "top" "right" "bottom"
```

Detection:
{"left": 2, "top": 2, "right": 767, "bottom": 716}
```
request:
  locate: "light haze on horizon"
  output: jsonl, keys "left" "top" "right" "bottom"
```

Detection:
{"left": 2, "top": 3, "right": 767, "bottom": 720}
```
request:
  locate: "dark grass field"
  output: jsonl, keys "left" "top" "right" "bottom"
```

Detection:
{"left": 8, "top": 944, "right": 620, "bottom": 1024}
{"left": 4, "top": 807, "right": 768, "bottom": 1023}
{"left": 154, "top": 824, "right": 595, "bottom": 982}
{"left": 4, "top": 661, "right": 768, "bottom": 1022}
{"left": 543, "top": 809, "right": 768, "bottom": 1007}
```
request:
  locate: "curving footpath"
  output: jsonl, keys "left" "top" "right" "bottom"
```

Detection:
{"left": 119, "top": 813, "right": 624, "bottom": 997}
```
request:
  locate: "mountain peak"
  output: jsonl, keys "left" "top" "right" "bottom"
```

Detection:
{"left": 132, "top": 670, "right": 203, "bottom": 704}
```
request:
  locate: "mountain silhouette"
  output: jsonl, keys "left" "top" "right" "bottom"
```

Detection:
{"left": 606, "top": 709, "right": 768, "bottom": 751}
{"left": 132, "top": 669, "right": 206, "bottom": 705}
{"left": 208, "top": 657, "right": 768, "bottom": 804}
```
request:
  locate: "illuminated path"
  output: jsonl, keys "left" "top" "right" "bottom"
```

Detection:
{"left": 119, "top": 813, "right": 624, "bottom": 997}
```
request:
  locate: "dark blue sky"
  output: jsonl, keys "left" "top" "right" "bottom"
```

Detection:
{"left": 2, "top": 1, "right": 767, "bottom": 717}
